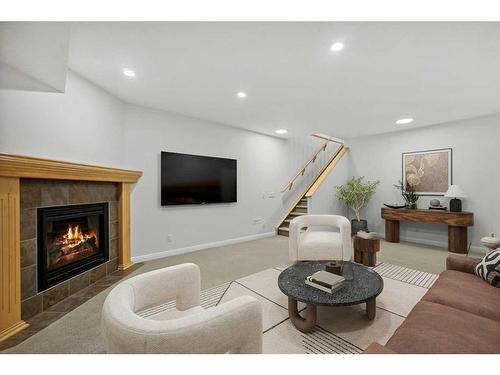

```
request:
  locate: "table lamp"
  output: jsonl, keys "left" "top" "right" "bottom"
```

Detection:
{"left": 445, "top": 185, "right": 467, "bottom": 212}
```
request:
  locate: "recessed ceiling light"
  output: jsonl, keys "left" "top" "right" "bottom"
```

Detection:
{"left": 330, "top": 42, "right": 344, "bottom": 52}
{"left": 236, "top": 91, "right": 247, "bottom": 99}
{"left": 122, "top": 68, "right": 136, "bottom": 78}
{"left": 275, "top": 129, "right": 288, "bottom": 135}
{"left": 396, "top": 118, "right": 414, "bottom": 125}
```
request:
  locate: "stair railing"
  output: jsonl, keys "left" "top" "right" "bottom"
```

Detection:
{"left": 281, "top": 135, "right": 344, "bottom": 193}
{"left": 276, "top": 136, "right": 347, "bottom": 233}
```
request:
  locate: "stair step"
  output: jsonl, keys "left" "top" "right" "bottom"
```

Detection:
{"left": 295, "top": 205, "right": 307, "bottom": 209}
{"left": 289, "top": 212, "right": 306, "bottom": 216}
{"left": 277, "top": 227, "right": 290, "bottom": 237}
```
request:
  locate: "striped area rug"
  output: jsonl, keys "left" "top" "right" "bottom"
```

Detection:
{"left": 136, "top": 281, "right": 363, "bottom": 354}
{"left": 136, "top": 263, "right": 438, "bottom": 319}
{"left": 134, "top": 263, "right": 435, "bottom": 354}
{"left": 374, "top": 263, "right": 438, "bottom": 288}
{"left": 302, "top": 326, "right": 362, "bottom": 354}
{"left": 137, "top": 282, "right": 231, "bottom": 318}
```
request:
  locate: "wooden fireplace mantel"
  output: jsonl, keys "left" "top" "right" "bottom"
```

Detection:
{"left": 0, "top": 153, "right": 142, "bottom": 182}
{"left": 0, "top": 153, "right": 142, "bottom": 342}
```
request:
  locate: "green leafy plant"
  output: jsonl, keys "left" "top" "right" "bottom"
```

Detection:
{"left": 393, "top": 180, "right": 419, "bottom": 207}
{"left": 335, "top": 177, "right": 380, "bottom": 221}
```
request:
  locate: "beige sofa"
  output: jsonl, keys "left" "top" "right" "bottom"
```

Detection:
{"left": 365, "top": 255, "right": 500, "bottom": 354}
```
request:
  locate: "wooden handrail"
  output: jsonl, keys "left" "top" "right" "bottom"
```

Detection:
{"left": 281, "top": 137, "right": 337, "bottom": 192}
{"left": 305, "top": 145, "right": 348, "bottom": 197}
{"left": 275, "top": 144, "right": 348, "bottom": 230}
{"left": 311, "top": 133, "right": 345, "bottom": 144}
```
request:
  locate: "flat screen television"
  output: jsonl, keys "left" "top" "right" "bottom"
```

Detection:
{"left": 161, "top": 151, "right": 237, "bottom": 206}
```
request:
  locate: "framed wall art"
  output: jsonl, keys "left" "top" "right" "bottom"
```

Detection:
{"left": 402, "top": 148, "right": 452, "bottom": 196}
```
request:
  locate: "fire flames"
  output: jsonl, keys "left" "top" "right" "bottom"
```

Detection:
{"left": 59, "top": 225, "right": 97, "bottom": 249}
{"left": 48, "top": 224, "right": 99, "bottom": 269}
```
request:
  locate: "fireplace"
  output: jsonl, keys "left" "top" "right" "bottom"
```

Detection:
{"left": 37, "top": 203, "right": 109, "bottom": 292}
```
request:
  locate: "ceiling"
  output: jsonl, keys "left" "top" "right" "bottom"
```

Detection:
{"left": 68, "top": 22, "right": 500, "bottom": 139}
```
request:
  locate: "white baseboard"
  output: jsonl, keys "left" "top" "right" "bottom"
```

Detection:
{"left": 384, "top": 233, "right": 484, "bottom": 254}
{"left": 400, "top": 236, "right": 448, "bottom": 249}
{"left": 131, "top": 231, "right": 276, "bottom": 263}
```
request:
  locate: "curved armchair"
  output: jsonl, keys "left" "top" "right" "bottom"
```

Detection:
{"left": 101, "top": 263, "right": 262, "bottom": 354}
{"left": 289, "top": 215, "right": 352, "bottom": 262}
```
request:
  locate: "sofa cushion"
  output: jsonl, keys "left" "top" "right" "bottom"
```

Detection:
{"left": 475, "top": 250, "right": 500, "bottom": 287}
{"left": 422, "top": 270, "right": 500, "bottom": 322}
{"left": 446, "top": 254, "right": 480, "bottom": 274}
{"left": 385, "top": 301, "right": 500, "bottom": 354}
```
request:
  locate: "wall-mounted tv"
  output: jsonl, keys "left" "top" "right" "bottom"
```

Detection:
{"left": 161, "top": 151, "right": 237, "bottom": 206}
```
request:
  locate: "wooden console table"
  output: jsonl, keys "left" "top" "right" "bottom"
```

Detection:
{"left": 381, "top": 208, "right": 474, "bottom": 254}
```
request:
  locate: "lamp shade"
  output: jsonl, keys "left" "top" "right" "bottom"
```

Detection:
{"left": 445, "top": 185, "right": 467, "bottom": 198}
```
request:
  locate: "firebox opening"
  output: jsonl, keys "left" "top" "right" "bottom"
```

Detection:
{"left": 37, "top": 203, "right": 109, "bottom": 292}
{"left": 46, "top": 218, "right": 100, "bottom": 271}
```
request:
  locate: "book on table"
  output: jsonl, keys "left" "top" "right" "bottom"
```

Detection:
{"left": 305, "top": 270, "right": 345, "bottom": 293}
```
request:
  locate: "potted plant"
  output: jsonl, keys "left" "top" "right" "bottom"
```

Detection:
{"left": 335, "top": 177, "right": 380, "bottom": 235}
{"left": 394, "top": 180, "right": 419, "bottom": 208}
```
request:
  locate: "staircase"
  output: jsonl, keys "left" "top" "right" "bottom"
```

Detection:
{"left": 277, "top": 197, "right": 308, "bottom": 236}
{"left": 276, "top": 135, "right": 348, "bottom": 237}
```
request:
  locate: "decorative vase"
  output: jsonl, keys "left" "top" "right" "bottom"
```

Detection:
{"left": 407, "top": 203, "right": 417, "bottom": 209}
{"left": 480, "top": 234, "right": 500, "bottom": 252}
{"left": 430, "top": 199, "right": 441, "bottom": 207}
{"left": 351, "top": 219, "right": 368, "bottom": 236}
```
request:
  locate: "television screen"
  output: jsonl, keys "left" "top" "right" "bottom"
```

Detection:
{"left": 161, "top": 151, "right": 237, "bottom": 206}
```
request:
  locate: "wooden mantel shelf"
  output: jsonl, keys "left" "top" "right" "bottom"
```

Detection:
{"left": 0, "top": 153, "right": 142, "bottom": 182}
{"left": 0, "top": 153, "right": 142, "bottom": 342}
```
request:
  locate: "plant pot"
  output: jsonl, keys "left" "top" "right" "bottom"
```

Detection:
{"left": 407, "top": 203, "right": 417, "bottom": 209}
{"left": 351, "top": 219, "right": 368, "bottom": 236}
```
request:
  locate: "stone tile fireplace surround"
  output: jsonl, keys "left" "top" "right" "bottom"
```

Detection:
{"left": 20, "top": 179, "right": 119, "bottom": 321}
{"left": 0, "top": 153, "right": 142, "bottom": 342}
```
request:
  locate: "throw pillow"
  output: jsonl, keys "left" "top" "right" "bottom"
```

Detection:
{"left": 475, "top": 250, "right": 500, "bottom": 287}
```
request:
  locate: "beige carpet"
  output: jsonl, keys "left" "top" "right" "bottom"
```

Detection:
{"left": 2, "top": 235, "right": 453, "bottom": 354}
{"left": 4, "top": 260, "right": 436, "bottom": 354}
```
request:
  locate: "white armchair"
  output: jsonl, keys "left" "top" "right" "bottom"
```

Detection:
{"left": 101, "top": 263, "right": 262, "bottom": 354}
{"left": 289, "top": 214, "right": 352, "bottom": 262}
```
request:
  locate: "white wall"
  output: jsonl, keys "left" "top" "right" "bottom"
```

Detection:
{"left": 123, "top": 105, "right": 289, "bottom": 259}
{"left": 3, "top": 67, "right": 497, "bottom": 258}
{"left": 0, "top": 22, "right": 70, "bottom": 92}
{"left": 0, "top": 71, "right": 291, "bottom": 260}
{"left": 345, "top": 115, "right": 500, "bottom": 251}
{"left": 0, "top": 71, "right": 125, "bottom": 166}
{"left": 308, "top": 150, "right": 350, "bottom": 217}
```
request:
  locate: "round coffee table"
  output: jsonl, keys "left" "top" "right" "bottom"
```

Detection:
{"left": 278, "top": 261, "right": 384, "bottom": 333}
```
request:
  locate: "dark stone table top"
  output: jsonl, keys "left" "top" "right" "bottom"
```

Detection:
{"left": 278, "top": 261, "right": 383, "bottom": 306}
